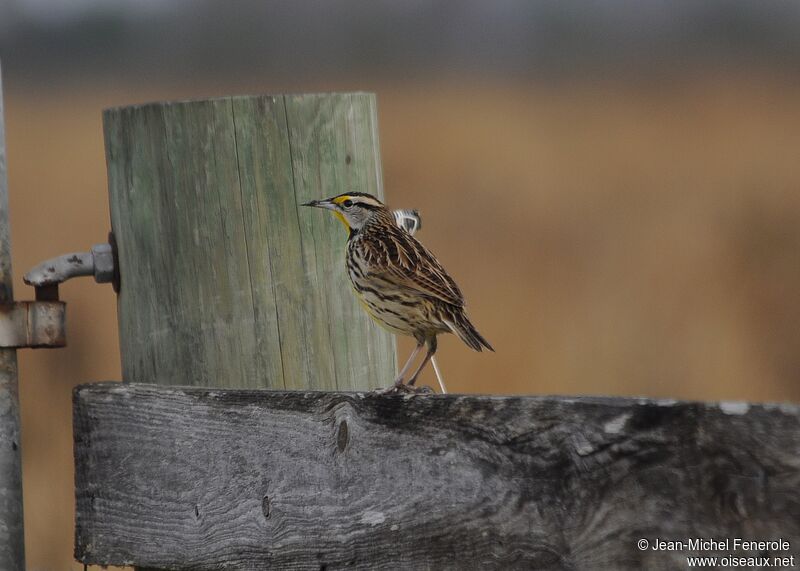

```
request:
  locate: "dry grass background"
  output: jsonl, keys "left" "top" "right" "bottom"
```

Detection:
{"left": 5, "top": 74, "right": 800, "bottom": 569}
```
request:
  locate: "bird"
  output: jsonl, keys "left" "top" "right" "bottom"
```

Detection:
{"left": 302, "top": 192, "right": 493, "bottom": 393}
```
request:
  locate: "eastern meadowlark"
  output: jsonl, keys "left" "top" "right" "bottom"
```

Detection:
{"left": 303, "top": 192, "right": 493, "bottom": 392}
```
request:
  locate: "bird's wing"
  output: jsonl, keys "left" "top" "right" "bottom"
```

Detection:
{"left": 360, "top": 225, "right": 464, "bottom": 306}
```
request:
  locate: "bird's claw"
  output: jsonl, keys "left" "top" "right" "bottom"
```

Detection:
{"left": 375, "top": 379, "right": 434, "bottom": 396}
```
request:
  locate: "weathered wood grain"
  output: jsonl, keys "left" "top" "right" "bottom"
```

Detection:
{"left": 74, "top": 383, "right": 800, "bottom": 570}
{"left": 0, "top": 61, "right": 26, "bottom": 571}
{"left": 103, "top": 94, "right": 396, "bottom": 391}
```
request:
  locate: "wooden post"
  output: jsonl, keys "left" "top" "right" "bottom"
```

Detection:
{"left": 104, "top": 93, "right": 396, "bottom": 391}
{"left": 73, "top": 384, "right": 800, "bottom": 570}
{"left": 0, "top": 61, "right": 26, "bottom": 571}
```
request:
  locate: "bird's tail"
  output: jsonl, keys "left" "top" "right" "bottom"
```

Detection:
{"left": 448, "top": 311, "right": 494, "bottom": 352}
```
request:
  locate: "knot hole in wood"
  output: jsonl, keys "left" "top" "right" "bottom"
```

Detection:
{"left": 262, "top": 495, "right": 271, "bottom": 519}
{"left": 336, "top": 420, "right": 349, "bottom": 453}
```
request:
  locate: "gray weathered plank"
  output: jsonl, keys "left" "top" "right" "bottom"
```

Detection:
{"left": 74, "top": 383, "right": 800, "bottom": 570}
{"left": 104, "top": 93, "right": 396, "bottom": 392}
{"left": 0, "top": 60, "right": 26, "bottom": 571}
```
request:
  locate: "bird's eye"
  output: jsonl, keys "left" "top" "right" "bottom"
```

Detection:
{"left": 343, "top": 199, "right": 353, "bottom": 208}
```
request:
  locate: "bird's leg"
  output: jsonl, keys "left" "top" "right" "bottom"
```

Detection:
{"left": 394, "top": 342, "right": 424, "bottom": 385}
{"left": 407, "top": 337, "right": 437, "bottom": 387}
{"left": 374, "top": 342, "right": 424, "bottom": 395}
{"left": 376, "top": 339, "right": 438, "bottom": 395}
{"left": 406, "top": 351, "right": 433, "bottom": 387}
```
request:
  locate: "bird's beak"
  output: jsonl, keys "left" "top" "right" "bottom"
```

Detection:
{"left": 302, "top": 199, "right": 335, "bottom": 210}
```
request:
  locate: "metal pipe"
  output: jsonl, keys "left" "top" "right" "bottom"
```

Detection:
{"left": 0, "top": 59, "right": 26, "bottom": 571}
{"left": 23, "top": 243, "right": 116, "bottom": 288}
{"left": 23, "top": 252, "right": 94, "bottom": 287}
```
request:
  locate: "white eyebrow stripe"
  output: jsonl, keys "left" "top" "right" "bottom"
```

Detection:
{"left": 354, "top": 197, "right": 384, "bottom": 208}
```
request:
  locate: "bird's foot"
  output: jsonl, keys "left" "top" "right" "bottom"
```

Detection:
{"left": 375, "top": 378, "right": 434, "bottom": 396}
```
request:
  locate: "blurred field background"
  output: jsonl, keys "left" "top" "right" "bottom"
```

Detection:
{"left": 2, "top": 1, "right": 800, "bottom": 569}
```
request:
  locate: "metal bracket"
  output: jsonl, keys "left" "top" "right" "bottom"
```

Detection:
{"left": 23, "top": 234, "right": 119, "bottom": 291}
{"left": 0, "top": 232, "right": 119, "bottom": 349}
{"left": 0, "top": 301, "right": 66, "bottom": 348}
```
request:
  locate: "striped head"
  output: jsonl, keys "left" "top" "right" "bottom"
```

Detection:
{"left": 302, "top": 192, "right": 386, "bottom": 234}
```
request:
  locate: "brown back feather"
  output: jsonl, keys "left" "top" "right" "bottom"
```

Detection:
{"left": 357, "top": 210, "right": 465, "bottom": 307}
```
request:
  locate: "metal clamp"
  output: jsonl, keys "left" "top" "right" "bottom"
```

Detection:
{"left": 0, "top": 301, "right": 65, "bottom": 348}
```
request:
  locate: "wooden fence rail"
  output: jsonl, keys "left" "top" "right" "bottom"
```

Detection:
{"left": 73, "top": 383, "right": 800, "bottom": 570}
